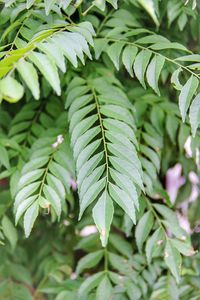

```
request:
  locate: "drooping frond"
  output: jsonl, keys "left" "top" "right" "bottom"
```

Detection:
{"left": 0, "top": 18, "right": 95, "bottom": 102}
{"left": 66, "top": 75, "right": 143, "bottom": 246}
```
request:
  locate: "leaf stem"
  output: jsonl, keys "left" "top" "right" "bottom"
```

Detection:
{"left": 91, "top": 87, "right": 109, "bottom": 186}
{"left": 103, "top": 37, "right": 200, "bottom": 80}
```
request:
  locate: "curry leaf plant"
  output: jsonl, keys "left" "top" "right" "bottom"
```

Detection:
{"left": 0, "top": 0, "right": 200, "bottom": 299}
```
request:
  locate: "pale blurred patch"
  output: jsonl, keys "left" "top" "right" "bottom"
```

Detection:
{"left": 80, "top": 225, "right": 97, "bottom": 237}
{"left": 166, "top": 163, "right": 185, "bottom": 204}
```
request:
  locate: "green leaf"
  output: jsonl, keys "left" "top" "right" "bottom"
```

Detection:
{"left": 107, "top": 0, "right": 118, "bottom": 9}
{"left": 0, "top": 145, "right": 10, "bottom": 169}
{"left": 93, "top": 191, "right": 114, "bottom": 247}
{"left": 24, "top": 202, "right": 39, "bottom": 238}
{"left": 0, "top": 77, "right": 24, "bottom": 102}
{"left": 44, "top": 0, "right": 57, "bottom": 15}
{"left": 101, "top": 105, "right": 134, "bottom": 127}
{"left": 122, "top": 45, "right": 138, "bottom": 77}
{"left": 145, "top": 228, "right": 164, "bottom": 264}
{"left": 76, "top": 139, "right": 101, "bottom": 170}
{"left": 78, "top": 272, "right": 104, "bottom": 298}
{"left": 179, "top": 75, "right": 199, "bottom": 122}
{"left": 15, "top": 196, "right": 37, "bottom": 225}
{"left": 171, "top": 239, "right": 195, "bottom": 257}
{"left": 109, "top": 156, "right": 143, "bottom": 190}
{"left": 17, "top": 169, "right": 44, "bottom": 190}
{"left": 107, "top": 42, "right": 125, "bottom": 70}
{"left": 79, "top": 165, "right": 105, "bottom": 199}
{"left": 14, "top": 182, "right": 40, "bottom": 209}
{"left": 79, "top": 177, "right": 106, "bottom": 219}
{"left": 164, "top": 239, "right": 182, "bottom": 282}
{"left": 94, "top": 39, "right": 109, "bottom": 60}
{"left": 171, "top": 68, "right": 183, "bottom": 90}
{"left": 71, "top": 115, "right": 98, "bottom": 145}
{"left": 135, "top": 211, "right": 154, "bottom": 251}
{"left": 140, "top": 145, "right": 160, "bottom": 171}
{"left": 137, "top": 0, "right": 159, "bottom": 26}
{"left": 146, "top": 55, "right": 165, "bottom": 95}
{"left": 26, "top": 0, "right": 35, "bottom": 9}
{"left": 133, "top": 50, "right": 152, "bottom": 88}
{"left": 110, "top": 169, "right": 139, "bottom": 210}
{"left": 109, "top": 183, "right": 136, "bottom": 223}
{"left": 93, "top": 0, "right": 106, "bottom": 11}
{"left": 110, "top": 233, "right": 132, "bottom": 258}
{"left": 103, "top": 119, "right": 138, "bottom": 147}
{"left": 77, "top": 152, "right": 104, "bottom": 187}
{"left": 43, "top": 184, "right": 61, "bottom": 219}
{"left": 2, "top": 215, "right": 18, "bottom": 250}
{"left": 38, "top": 42, "right": 66, "bottom": 73}
{"left": 16, "top": 60, "right": 40, "bottom": 100}
{"left": 96, "top": 276, "right": 113, "bottom": 300}
{"left": 29, "top": 52, "right": 61, "bottom": 96}
{"left": 189, "top": 93, "right": 200, "bottom": 137}
{"left": 76, "top": 250, "right": 104, "bottom": 275}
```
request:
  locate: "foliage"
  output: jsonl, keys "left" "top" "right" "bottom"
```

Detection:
{"left": 0, "top": 0, "right": 200, "bottom": 299}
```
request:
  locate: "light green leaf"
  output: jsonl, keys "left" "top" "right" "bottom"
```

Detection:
{"left": 100, "top": 105, "right": 134, "bottom": 127}
{"left": 171, "top": 239, "right": 195, "bottom": 257}
{"left": 26, "top": 0, "right": 35, "bottom": 9}
{"left": 15, "top": 195, "right": 37, "bottom": 225}
{"left": 24, "top": 202, "right": 39, "bottom": 238}
{"left": 43, "top": 185, "right": 61, "bottom": 219}
{"left": 137, "top": 0, "right": 159, "bottom": 26}
{"left": 122, "top": 45, "right": 138, "bottom": 77}
{"left": 164, "top": 240, "right": 182, "bottom": 282}
{"left": 146, "top": 55, "right": 165, "bottom": 95}
{"left": 79, "top": 177, "right": 106, "bottom": 219}
{"left": 107, "top": 0, "right": 118, "bottom": 9}
{"left": 46, "top": 174, "right": 65, "bottom": 204}
{"left": 17, "top": 169, "right": 44, "bottom": 190}
{"left": 79, "top": 165, "right": 105, "bottom": 199}
{"left": 93, "top": 191, "right": 114, "bottom": 247}
{"left": 44, "top": 0, "right": 57, "bottom": 14}
{"left": 171, "top": 68, "right": 183, "bottom": 90}
{"left": 29, "top": 52, "right": 61, "bottom": 96}
{"left": 0, "top": 145, "right": 10, "bottom": 169}
{"left": 78, "top": 272, "right": 104, "bottom": 298}
{"left": 94, "top": 39, "right": 108, "bottom": 60}
{"left": 69, "top": 104, "right": 95, "bottom": 132}
{"left": 109, "top": 156, "right": 144, "bottom": 190}
{"left": 189, "top": 93, "right": 200, "bottom": 137}
{"left": 96, "top": 276, "right": 113, "bottom": 300}
{"left": 110, "top": 169, "right": 139, "bottom": 210}
{"left": 14, "top": 182, "right": 40, "bottom": 209}
{"left": 73, "top": 126, "right": 101, "bottom": 159}
{"left": 103, "top": 119, "right": 138, "bottom": 147}
{"left": 38, "top": 42, "right": 66, "bottom": 73}
{"left": 179, "top": 75, "right": 199, "bottom": 122}
{"left": 71, "top": 115, "right": 98, "bottom": 145}
{"left": 0, "top": 77, "right": 24, "bottom": 103}
{"left": 140, "top": 145, "right": 160, "bottom": 171}
{"left": 93, "top": 0, "right": 106, "bottom": 11}
{"left": 16, "top": 60, "right": 40, "bottom": 100}
{"left": 133, "top": 50, "right": 152, "bottom": 88}
{"left": 76, "top": 139, "right": 101, "bottom": 170}
{"left": 107, "top": 42, "right": 125, "bottom": 70}
{"left": 145, "top": 228, "right": 164, "bottom": 264}
{"left": 52, "top": 33, "right": 78, "bottom": 68}
{"left": 135, "top": 211, "right": 154, "bottom": 251}
{"left": 2, "top": 215, "right": 18, "bottom": 250}
{"left": 76, "top": 250, "right": 104, "bottom": 275}
{"left": 77, "top": 152, "right": 104, "bottom": 187}
{"left": 109, "top": 183, "right": 136, "bottom": 224}
{"left": 110, "top": 233, "right": 132, "bottom": 258}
